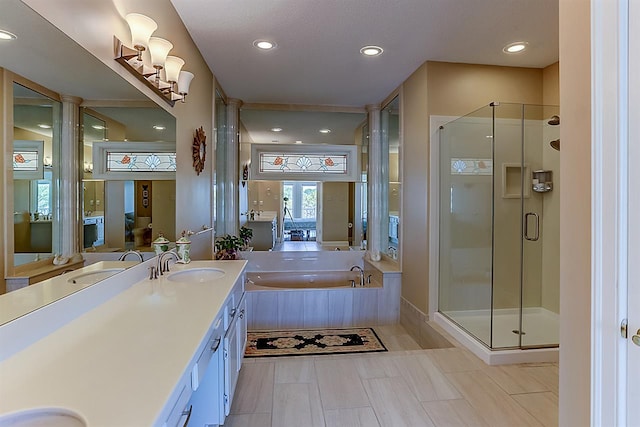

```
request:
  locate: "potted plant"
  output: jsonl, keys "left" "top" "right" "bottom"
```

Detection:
{"left": 214, "top": 234, "right": 245, "bottom": 260}
{"left": 239, "top": 226, "right": 253, "bottom": 250}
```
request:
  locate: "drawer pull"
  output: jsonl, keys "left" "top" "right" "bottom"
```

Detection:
{"left": 229, "top": 308, "right": 237, "bottom": 318}
{"left": 181, "top": 405, "right": 192, "bottom": 427}
{"left": 211, "top": 337, "right": 221, "bottom": 352}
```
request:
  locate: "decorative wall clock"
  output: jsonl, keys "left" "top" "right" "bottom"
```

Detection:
{"left": 192, "top": 127, "right": 206, "bottom": 175}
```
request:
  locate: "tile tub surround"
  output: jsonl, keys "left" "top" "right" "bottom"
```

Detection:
{"left": 0, "top": 260, "right": 248, "bottom": 426}
{"left": 247, "top": 275, "right": 400, "bottom": 331}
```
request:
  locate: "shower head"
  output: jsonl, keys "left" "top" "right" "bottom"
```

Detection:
{"left": 550, "top": 139, "right": 560, "bottom": 151}
{"left": 547, "top": 115, "right": 560, "bottom": 126}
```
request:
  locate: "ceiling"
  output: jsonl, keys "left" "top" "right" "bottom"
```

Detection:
{"left": 170, "top": 0, "right": 559, "bottom": 108}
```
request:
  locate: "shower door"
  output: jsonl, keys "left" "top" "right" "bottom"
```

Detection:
{"left": 520, "top": 104, "right": 560, "bottom": 348}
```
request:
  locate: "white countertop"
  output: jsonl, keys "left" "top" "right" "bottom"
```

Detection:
{"left": 0, "top": 261, "right": 139, "bottom": 325}
{"left": 0, "top": 260, "right": 247, "bottom": 426}
{"left": 247, "top": 211, "right": 277, "bottom": 222}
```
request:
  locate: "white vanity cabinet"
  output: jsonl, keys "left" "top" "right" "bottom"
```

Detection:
{"left": 170, "top": 272, "right": 246, "bottom": 427}
{"left": 246, "top": 214, "right": 277, "bottom": 250}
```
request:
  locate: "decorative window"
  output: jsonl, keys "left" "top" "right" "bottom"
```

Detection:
{"left": 251, "top": 144, "right": 359, "bottom": 181}
{"left": 106, "top": 152, "right": 176, "bottom": 172}
{"left": 451, "top": 158, "right": 493, "bottom": 175}
{"left": 92, "top": 142, "right": 176, "bottom": 180}
{"left": 13, "top": 140, "right": 44, "bottom": 179}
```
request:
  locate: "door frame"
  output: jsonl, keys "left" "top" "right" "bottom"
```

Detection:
{"left": 590, "top": 0, "right": 630, "bottom": 424}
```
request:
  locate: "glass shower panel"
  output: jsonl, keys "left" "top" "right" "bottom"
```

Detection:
{"left": 439, "top": 105, "right": 494, "bottom": 347}
{"left": 521, "top": 104, "right": 560, "bottom": 348}
{"left": 491, "top": 103, "right": 526, "bottom": 348}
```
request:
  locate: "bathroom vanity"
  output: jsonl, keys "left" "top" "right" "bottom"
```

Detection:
{"left": 245, "top": 211, "right": 277, "bottom": 250}
{"left": 0, "top": 259, "right": 247, "bottom": 427}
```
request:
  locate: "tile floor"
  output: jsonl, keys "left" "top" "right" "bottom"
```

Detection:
{"left": 228, "top": 323, "right": 559, "bottom": 427}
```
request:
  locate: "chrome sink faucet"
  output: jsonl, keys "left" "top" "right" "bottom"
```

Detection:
{"left": 350, "top": 265, "right": 365, "bottom": 287}
{"left": 118, "top": 250, "right": 144, "bottom": 262}
{"left": 157, "top": 250, "right": 180, "bottom": 276}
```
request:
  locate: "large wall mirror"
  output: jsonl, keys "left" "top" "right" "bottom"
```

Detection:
{"left": 382, "top": 96, "right": 401, "bottom": 260}
{"left": 239, "top": 107, "right": 367, "bottom": 251}
{"left": 81, "top": 107, "right": 176, "bottom": 252}
{"left": 1, "top": 0, "right": 175, "bottom": 314}
{"left": 12, "top": 84, "right": 61, "bottom": 267}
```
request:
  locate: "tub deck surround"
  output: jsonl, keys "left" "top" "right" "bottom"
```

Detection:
{"left": 0, "top": 260, "right": 247, "bottom": 426}
{"left": 243, "top": 252, "right": 401, "bottom": 330}
{"left": 246, "top": 270, "right": 383, "bottom": 289}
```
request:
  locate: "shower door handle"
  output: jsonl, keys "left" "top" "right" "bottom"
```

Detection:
{"left": 524, "top": 212, "right": 540, "bottom": 241}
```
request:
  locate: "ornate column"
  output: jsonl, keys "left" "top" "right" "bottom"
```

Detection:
{"left": 366, "top": 104, "right": 387, "bottom": 261}
{"left": 224, "top": 98, "right": 242, "bottom": 235}
{"left": 59, "top": 95, "right": 82, "bottom": 257}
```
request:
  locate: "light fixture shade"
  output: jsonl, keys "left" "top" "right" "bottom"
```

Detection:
{"left": 164, "top": 56, "right": 185, "bottom": 83}
{"left": 177, "top": 71, "right": 195, "bottom": 95}
{"left": 148, "top": 37, "right": 173, "bottom": 68}
{"left": 125, "top": 13, "right": 157, "bottom": 50}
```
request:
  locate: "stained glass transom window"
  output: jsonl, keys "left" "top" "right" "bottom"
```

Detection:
{"left": 451, "top": 158, "right": 493, "bottom": 175}
{"left": 106, "top": 152, "right": 176, "bottom": 172}
{"left": 259, "top": 153, "right": 348, "bottom": 174}
{"left": 13, "top": 151, "right": 39, "bottom": 171}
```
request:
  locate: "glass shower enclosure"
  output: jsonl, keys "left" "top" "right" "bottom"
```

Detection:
{"left": 438, "top": 102, "right": 560, "bottom": 349}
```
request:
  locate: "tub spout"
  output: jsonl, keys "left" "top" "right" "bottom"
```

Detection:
{"left": 350, "top": 265, "right": 365, "bottom": 287}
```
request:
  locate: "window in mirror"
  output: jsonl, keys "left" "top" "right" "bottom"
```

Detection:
{"left": 283, "top": 181, "right": 318, "bottom": 241}
{"left": 12, "top": 83, "right": 61, "bottom": 267}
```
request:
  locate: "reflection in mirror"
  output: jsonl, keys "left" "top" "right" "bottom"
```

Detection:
{"left": 382, "top": 96, "right": 401, "bottom": 260}
{"left": 239, "top": 108, "right": 367, "bottom": 251}
{"left": 81, "top": 107, "right": 177, "bottom": 253}
{"left": 12, "top": 83, "right": 61, "bottom": 267}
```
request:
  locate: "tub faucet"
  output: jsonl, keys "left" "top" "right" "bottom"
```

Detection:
{"left": 350, "top": 265, "right": 364, "bottom": 287}
{"left": 157, "top": 250, "right": 180, "bottom": 275}
{"left": 118, "top": 250, "right": 144, "bottom": 262}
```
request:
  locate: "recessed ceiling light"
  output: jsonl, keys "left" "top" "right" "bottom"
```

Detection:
{"left": 295, "top": 140, "right": 302, "bottom": 144}
{"left": 503, "top": 41, "right": 528, "bottom": 54}
{"left": 92, "top": 125, "right": 106, "bottom": 130}
{"left": 253, "top": 40, "right": 276, "bottom": 50}
{"left": 271, "top": 127, "right": 283, "bottom": 132}
{"left": 319, "top": 128, "right": 331, "bottom": 134}
{"left": 37, "top": 124, "right": 51, "bottom": 129}
{"left": 360, "top": 45, "right": 383, "bottom": 57}
{"left": 0, "top": 30, "right": 17, "bottom": 40}
{"left": 153, "top": 125, "right": 166, "bottom": 130}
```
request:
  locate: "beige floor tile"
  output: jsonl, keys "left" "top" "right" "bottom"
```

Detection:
{"left": 521, "top": 364, "right": 559, "bottom": 395}
{"left": 418, "top": 322, "right": 455, "bottom": 349}
{"left": 231, "top": 362, "right": 275, "bottom": 414}
{"left": 429, "top": 348, "right": 486, "bottom": 373}
{"left": 446, "top": 371, "right": 543, "bottom": 427}
{"left": 483, "top": 364, "right": 549, "bottom": 394}
{"left": 412, "top": 353, "right": 463, "bottom": 401}
{"left": 324, "top": 407, "right": 380, "bottom": 427}
{"left": 275, "top": 358, "right": 316, "bottom": 384}
{"left": 363, "top": 376, "right": 435, "bottom": 427}
{"left": 224, "top": 412, "right": 272, "bottom": 427}
{"left": 421, "top": 399, "right": 488, "bottom": 427}
{"left": 272, "top": 383, "right": 325, "bottom": 427}
{"left": 512, "top": 392, "right": 559, "bottom": 427}
{"left": 315, "top": 358, "right": 371, "bottom": 410}
{"left": 354, "top": 354, "right": 402, "bottom": 379}
{"left": 378, "top": 333, "right": 422, "bottom": 351}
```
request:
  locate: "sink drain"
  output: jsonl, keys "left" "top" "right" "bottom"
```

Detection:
{"left": 512, "top": 329, "right": 526, "bottom": 335}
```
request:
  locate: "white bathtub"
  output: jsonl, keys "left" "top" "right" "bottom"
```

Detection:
{"left": 246, "top": 271, "right": 380, "bottom": 290}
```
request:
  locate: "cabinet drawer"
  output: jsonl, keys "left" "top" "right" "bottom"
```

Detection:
{"left": 192, "top": 316, "right": 224, "bottom": 391}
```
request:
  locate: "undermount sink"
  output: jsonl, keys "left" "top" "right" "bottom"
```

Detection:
{"left": 0, "top": 408, "right": 86, "bottom": 427}
{"left": 66, "top": 268, "right": 125, "bottom": 285}
{"left": 166, "top": 268, "right": 226, "bottom": 283}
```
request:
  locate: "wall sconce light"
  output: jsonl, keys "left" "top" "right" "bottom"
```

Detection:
{"left": 84, "top": 162, "right": 94, "bottom": 173}
{"left": 115, "top": 13, "right": 194, "bottom": 106}
{"left": 43, "top": 156, "right": 52, "bottom": 168}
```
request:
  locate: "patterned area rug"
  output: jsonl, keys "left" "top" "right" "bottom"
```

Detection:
{"left": 245, "top": 328, "right": 388, "bottom": 357}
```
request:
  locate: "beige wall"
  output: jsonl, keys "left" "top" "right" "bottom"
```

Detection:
{"left": 559, "top": 0, "right": 591, "bottom": 424}
{"left": 322, "top": 182, "right": 349, "bottom": 242}
{"left": 22, "top": 0, "right": 216, "bottom": 259}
